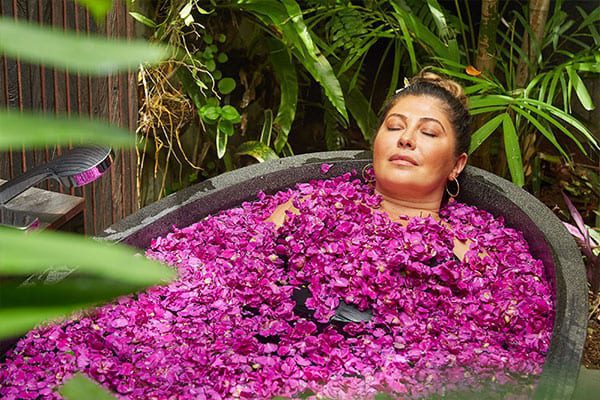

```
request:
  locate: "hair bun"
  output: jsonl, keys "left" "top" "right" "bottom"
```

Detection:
{"left": 412, "top": 71, "right": 468, "bottom": 108}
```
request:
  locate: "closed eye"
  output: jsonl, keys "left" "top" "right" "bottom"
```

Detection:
{"left": 422, "top": 131, "right": 436, "bottom": 137}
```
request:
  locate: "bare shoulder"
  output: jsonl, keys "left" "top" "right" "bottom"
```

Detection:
{"left": 264, "top": 197, "right": 301, "bottom": 228}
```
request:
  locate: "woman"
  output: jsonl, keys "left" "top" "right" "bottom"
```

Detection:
{"left": 268, "top": 72, "right": 473, "bottom": 261}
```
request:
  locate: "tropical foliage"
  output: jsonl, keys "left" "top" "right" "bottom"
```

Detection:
{"left": 132, "top": 0, "right": 598, "bottom": 206}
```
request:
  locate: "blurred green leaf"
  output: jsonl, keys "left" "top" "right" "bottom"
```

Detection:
{"left": 59, "top": 373, "right": 117, "bottom": 400}
{"left": 75, "top": 0, "right": 113, "bottom": 20}
{"left": 0, "top": 277, "right": 148, "bottom": 338}
{"left": 236, "top": 141, "right": 279, "bottom": 163}
{"left": 0, "top": 111, "right": 135, "bottom": 149}
{"left": 0, "top": 17, "right": 167, "bottom": 75}
{"left": 502, "top": 114, "right": 524, "bottom": 186}
{"left": 218, "top": 77, "right": 236, "bottom": 94}
{"left": 0, "top": 228, "right": 175, "bottom": 285}
{"left": 0, "top": 306, "right": 80, "bottom": 340}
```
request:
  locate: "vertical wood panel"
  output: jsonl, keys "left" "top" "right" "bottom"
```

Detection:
{"left": 0, "top": 0, "right": 139, "bottom": 235}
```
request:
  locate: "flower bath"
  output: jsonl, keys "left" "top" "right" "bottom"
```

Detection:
{"left": 0, "top": 151, "right": 587, "bottom": 399}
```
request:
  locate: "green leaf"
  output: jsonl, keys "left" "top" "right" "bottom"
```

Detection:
{"left": 566, "top": 66, "right": 595, "bottom": 111}
{"left": 523, "top": 98, "right": 599, "bottom": 151}
{"left": 268, "top": 40, "right": 298, "bottom": 153}
{"left": 501, "top": 114, "right": 524, "bottom": 187}
{"left": 217, "top": 53, "right": 229, "bottom": 63}
{"left": 236, "top": 0, "right": 347, "bottom": 121}
{"left": 0, "top": 276, "right": 148, "bottom": 338}
{"left": 218, "top": 78, "right": 236, "bottom": 95}
{"left": 216, "top": 122, "right": 228, "bottom": 159}
{"left": 0, "top": 306, "right": 79, "bottom": 339}
{"left": 199, "top": 105, "right": 221, "bottom": 123}
{"left": 344, "top": 83, "right": 378, "bottom": 142}
{"left": 0, "top": 228, "right": 175, "bottom": 285}
{"left": 0, "top": 111, "right": 135, "bottom": 149}
{"left": 205, "top": 59, "right": 216, "bottom": 72}
{"left": 75, "top": 0, "right": 113, "bottom": 20}
{"left": 260, "top": 109, "right": 274, "bottom": 146}
{"left": 1, "top": 276, "right": 150, "bottom": 309}
{"left": 0, "top": 18, "right": 167, "bottom": 75}
{"left": 468, "top": 114, "right": 504, "bottom": 153}
{"left": 129, "top": 12, "right": 158, "bottom": 28}
{"left": 509, "top": 104, "right": 568, "bottom": 159}
{"left": 221, "top": 105, "right": 241, "bottom": 123}
{"left": 220, "top": 119, "right": 235, "bottom": 137}
{"left": 426, "top": 0, "right": 460, "bottom": 62}
{"left": 179, "top": 2, "right": 193, "bottom": 20}
{"left": 235, "top": 141, "right": 279, "bottom": 163}
{"left": 59, "top": 373, "right": 117, "bottom": 400}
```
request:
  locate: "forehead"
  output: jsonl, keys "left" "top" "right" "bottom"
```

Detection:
{"left": 386, "top": 95, "right": 452, "bottom": 125}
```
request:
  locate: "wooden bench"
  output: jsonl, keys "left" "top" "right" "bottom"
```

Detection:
{"left": 0, "top": 179, "right": 85, "bottom": 231}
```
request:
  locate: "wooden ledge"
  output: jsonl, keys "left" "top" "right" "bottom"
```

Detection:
{"left": 0, "top": 179, "right": 84, "bottom": 230}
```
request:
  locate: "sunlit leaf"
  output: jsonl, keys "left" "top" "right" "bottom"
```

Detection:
{"left": 566, "top": 66, "right": 595, "bottom": 111}
{"left": 75, "top": 0, "right": 113, "bottom": 20}
{"left": 59, "top": 373, "right": 117, "bottom": 400}
{"left": 129, "top": 12, "right": 158, "bottom": 28}
{"left": 235, "top": 141, "right": 279, "bottom": 163}
{"left": 216, "top": 123, "right": 228, "bottom": 159}
{"left": 0, "top": 111, "right": 134, "bottom": 149}
{"left": 0, "top": 18, "right": 167, "bottom": 75}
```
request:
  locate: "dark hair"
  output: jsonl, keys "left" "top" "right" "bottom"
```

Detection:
{"left": 376, "top": 71, "right": 471, "bottom": 157}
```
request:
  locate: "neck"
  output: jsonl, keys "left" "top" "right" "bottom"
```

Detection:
{"left": 375, "top": 190, "right": 441, "bottom": 222}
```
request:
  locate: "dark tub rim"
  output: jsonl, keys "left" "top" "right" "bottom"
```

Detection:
{"left": 101, "top": 150, "right": 587, "bottom": 400}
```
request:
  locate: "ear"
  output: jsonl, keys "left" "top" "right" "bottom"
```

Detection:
{"left": 449, "top": 153, "right": 468, "bottom": 180}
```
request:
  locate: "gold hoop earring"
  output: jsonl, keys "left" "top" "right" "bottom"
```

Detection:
{"left": 362, "top": 163, "right": 375, "bottom": 184}
{"left": 446, "top": 177, "right": 460, "bottom": 199}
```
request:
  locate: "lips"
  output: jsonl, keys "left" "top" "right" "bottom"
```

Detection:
{"left": 389, "top": 154, "right": 418, "bottom": 166}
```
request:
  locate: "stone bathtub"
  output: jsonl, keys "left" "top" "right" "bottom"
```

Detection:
{"left": 101, "top": 150, "right": 588, "bottom": 399}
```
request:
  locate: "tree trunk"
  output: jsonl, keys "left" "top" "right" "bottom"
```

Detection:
{"left": 471, "top": 0, "right": 500, "bottom": 172}
{"left": 474, "top": 0, "right": 499, "bottom": 76}
{"left": 515, "top": 0, "right": 551, "bottom": 88}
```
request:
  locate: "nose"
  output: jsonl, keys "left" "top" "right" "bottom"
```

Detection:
{"left": 397, "top": 126, "right": 416, "bottom": 149}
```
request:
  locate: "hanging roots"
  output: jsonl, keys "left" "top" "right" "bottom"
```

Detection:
{"left": 136, "top": 62, "right": 200, "bottom": 202}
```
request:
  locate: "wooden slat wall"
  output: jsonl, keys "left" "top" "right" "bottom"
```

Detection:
{"left": 0, "top": 0, "right": 138, "bottom": 235}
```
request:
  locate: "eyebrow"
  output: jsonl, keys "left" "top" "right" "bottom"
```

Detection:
{"left": 387, "top": 113, "right": 447, "bottom": 133}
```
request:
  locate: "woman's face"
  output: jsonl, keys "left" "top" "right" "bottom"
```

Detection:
{"left": 373, "top": 95, "right": 467, "bottom": 200}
